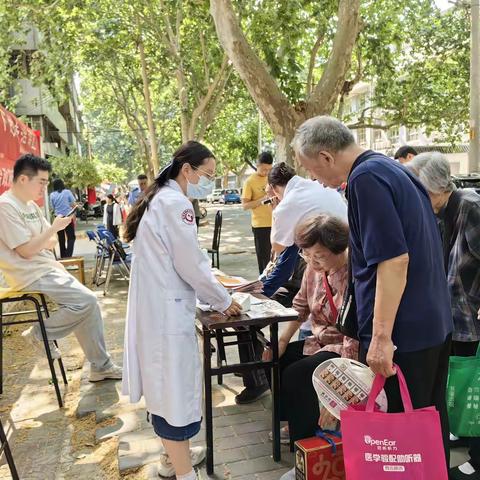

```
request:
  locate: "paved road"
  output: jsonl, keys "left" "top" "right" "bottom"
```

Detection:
{"left": 74, "top": 203, "right": 260, "bottom": 280}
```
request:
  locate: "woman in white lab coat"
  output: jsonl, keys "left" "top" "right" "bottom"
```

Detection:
{"left": 122, "top": 141, "right": 241, "bottom": 480}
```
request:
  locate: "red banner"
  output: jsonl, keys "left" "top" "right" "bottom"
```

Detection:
{"left": 0, "top": 105, "right": 41, "bottom": 195}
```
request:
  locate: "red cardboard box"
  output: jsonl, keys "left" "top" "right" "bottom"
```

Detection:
{"left": 295, "top": 434, "right": 345, "bottom": 480}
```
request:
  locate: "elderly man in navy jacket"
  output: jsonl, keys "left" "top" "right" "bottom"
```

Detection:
{"left": 293, "top": 116, "right": 453, "bottom": 464}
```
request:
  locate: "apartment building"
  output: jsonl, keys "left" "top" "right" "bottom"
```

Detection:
{"left": 7, "top": 27, "right": 83, "bottom": 158}
{"left": 344, "top": 82, "right": 469, "bottom": 174}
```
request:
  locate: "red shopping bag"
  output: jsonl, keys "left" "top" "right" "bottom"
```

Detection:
{"left": 340, "top": 365, "right": 448, "bottom": 479}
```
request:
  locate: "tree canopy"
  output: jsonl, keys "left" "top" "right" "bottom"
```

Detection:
{"left": 0, "top": 0, "right": 472, "bottom": 172}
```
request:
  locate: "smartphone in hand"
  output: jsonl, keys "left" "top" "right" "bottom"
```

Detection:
{"left": 65, "top": 206, "right": 78, "bottom": 217}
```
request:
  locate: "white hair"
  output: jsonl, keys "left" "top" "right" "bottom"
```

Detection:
{"left": 292, "top": 116, "right": 355, "bottom": 158}
{"left": 406, "top": 151, "right": 455, "bottom": 194}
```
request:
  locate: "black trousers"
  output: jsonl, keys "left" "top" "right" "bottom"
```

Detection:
{"left": 278, "top": 341, "right": 339, "bottom": 442}
{"left": 238, "top": 290, "right": 299, "bottom": 390}
{"left": 237, "top": 328, "right": 268, "bottom": 389}
{"left": 360, "top": 335, "right": 451, "bottom": 467}
{"left": 451, "top": 340, "right": 480, "bottom": 470}
{"left": 57, "top": 222, "right": 76, "bottom": 258}
{"left": 252, "top": 227, "right": 271, "bottom": 274}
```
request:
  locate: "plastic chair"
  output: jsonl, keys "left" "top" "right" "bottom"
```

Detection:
{"left": 99, "top": 230, "right": 131, "bottom": 295}
{"left": 86, "top": 230, "right": 109, "bottom": 285}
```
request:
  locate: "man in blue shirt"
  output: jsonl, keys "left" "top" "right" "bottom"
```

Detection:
{"left": 293, "top": 116, "right": 453, "bottom": 463}
{"left": 128, "top": 174, "right": 149, "bottom": 206}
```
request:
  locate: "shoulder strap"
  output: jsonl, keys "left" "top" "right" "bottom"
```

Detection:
{"left": 323, "top": 272, "right": 339, "bottom": 322}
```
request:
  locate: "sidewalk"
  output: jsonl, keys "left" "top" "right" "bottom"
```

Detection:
{"left": 0, "top": 205, "right": 468, "bottom": 478}
{"left": 69, "top": 206, "right": 294, "bottom": 479}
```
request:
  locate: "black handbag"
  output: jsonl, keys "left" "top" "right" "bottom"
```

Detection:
{"left": 336, "top": 247, "right": 359, "bottom": 339}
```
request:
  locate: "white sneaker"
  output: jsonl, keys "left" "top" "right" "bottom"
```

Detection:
{"left": 279, "top": 467, "right": 295, "bottom": 480}
{"left": 22, "top": 326, "right": 61, "bottom": 360}
{"left": 88, "top": 363, "right": 122, "bottom": 382}
{"left": 190, "top": 446, "right": 206, "bottom": 467}
{"left": 157, "top": 446, "right": 206, "bottom": 478}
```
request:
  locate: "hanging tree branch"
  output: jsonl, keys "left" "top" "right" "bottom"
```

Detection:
{"left": 306, "top": 26, "right": 326, "bottom": 97}
{"left": 306, "top": 0, "right": 361, "bottom": 117}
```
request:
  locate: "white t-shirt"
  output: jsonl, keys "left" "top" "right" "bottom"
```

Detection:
{"left": 0, "top": 190, "right": 61, "bottom": 290}
{"left": 271, "top": 176, "right": 348, "bottom": 248}
{"left": 270, "top": 177, "right": 347, "bottom": 333}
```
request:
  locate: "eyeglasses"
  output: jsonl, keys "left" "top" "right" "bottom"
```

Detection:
{"left": 31, "top": 177, "right": 49, "bottom": 186}
{"left": 194, "top": 167, "right": 216, "bottom": 182}
{"left": 299, "top": 249, "right": 328, "bottom": 264}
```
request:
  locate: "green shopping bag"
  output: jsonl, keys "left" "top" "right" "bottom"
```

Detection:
{"left": 447, "top": 345, "right": 480, "bottom": 437}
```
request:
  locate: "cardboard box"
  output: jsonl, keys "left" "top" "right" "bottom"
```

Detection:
{"left": 295, "top": 434, "right": 345, "bottom": 480}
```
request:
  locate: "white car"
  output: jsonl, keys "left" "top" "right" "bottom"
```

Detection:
{"left": 207, "top": 189, "right": 224, "bottom": 203}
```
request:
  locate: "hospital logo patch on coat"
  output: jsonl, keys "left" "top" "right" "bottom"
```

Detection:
{"left": 181, "top": 208, "right": 195, "bottom": 225}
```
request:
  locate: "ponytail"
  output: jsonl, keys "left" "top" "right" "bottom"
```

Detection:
{"left": 124, "top": 140, "right": 214, "bottom": 242}
{"left": 268, "top": 162, "right": 295, "bottom": 187}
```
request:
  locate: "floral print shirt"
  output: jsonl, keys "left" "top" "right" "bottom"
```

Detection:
{"left": 292, "top": 263, "right": 358, "bottom": 359}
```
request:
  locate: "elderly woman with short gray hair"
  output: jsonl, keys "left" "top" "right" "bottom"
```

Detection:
{"left": 407, "top": 151, "right": 480, "bottom": 480}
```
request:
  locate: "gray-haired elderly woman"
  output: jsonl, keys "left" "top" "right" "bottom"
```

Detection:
{"left": 407, "top": 151, "right": 480, "bottom": 480}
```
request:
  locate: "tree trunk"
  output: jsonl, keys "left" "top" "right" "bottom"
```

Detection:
{"left": 138, "top": 37, "right": 160, "bottom": 175}
{"left": 210, "top": 0, "right": 299, "bottom": 165}
{"left": 210, "top": 0, "right": 361, "bottom": 166}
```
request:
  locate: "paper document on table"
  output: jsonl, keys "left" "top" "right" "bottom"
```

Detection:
{"left": 213, "top": 271, "right": 263, "bottom": 293}
{"left": 245, "top": 299, "right": 298, "bottom": 319}
{"left": 214, "top": 273, "right": 248, "bottom": 287}
{"left": 230, "top": 280, "right": 264, "bottom": 293}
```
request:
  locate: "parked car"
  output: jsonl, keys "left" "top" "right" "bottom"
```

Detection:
{"left": 452, "top": 174, "right": 480, "bottom": 195}
{"left": 207, "top": 189, "right": 224, "bottom": 203}
{"left": 220, "top": 189, "right": 241, "bottom": 204}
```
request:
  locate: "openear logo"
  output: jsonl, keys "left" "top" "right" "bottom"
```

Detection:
{"left": 364, "top": 435, "right": 397, "bottom": 447}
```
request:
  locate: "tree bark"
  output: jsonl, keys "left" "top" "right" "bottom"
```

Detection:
{"left": 210, "top": 0, "right": 299, "bottom": 151}
{"left": 306, "top": 0, "right": 361, "bottom": 117}
{"left": 137, "top": 36, "right": 160, "bottom": 175}
{"left": 210, "top": 0, "right": 361, "bottom": 165}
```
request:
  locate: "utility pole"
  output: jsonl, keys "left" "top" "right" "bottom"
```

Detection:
{"left": 469, "top": 0, "right": 480, "bottom": 172}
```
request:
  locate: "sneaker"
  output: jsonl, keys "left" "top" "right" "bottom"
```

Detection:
{"left": 268, "top": 425, "right": 290, "bottom": 445}
{"left": 88, "top": 364, "right": 123, "bottom": 382}
{"left": 157, "top": 446, "right": 206, "bottom": 478}
{"left": 22, "top": 326, "right": 61, "bottom": 360}
{"left": 449, "top": 462, "right": 480, "bottom": 479}
{"left": 234, "top": 384, "right": 270, "bottom": 405}
{"left": 279, "top": 467, "right": 295, "bottom": 480}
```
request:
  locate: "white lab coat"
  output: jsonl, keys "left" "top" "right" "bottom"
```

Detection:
{"left": 103, "top": 203, "right": 123, "bottom": 226}
{"left": 121, "top": 180, "right": 231, "bottom": 426}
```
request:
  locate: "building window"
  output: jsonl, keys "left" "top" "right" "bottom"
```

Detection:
{"left": 389, "top": 126, "right": 400, "bottom": 144}
{"left": 407, "top": 128, "right": 419, "bottom": 141}
{"left": 357, "top": 128, "right": 367, "bottom": 146}
{"left": 9, "top": 50, "right": 34, "bottom": 78}
{"left": 373, "top": 129, "right": 384, "bottom": 149}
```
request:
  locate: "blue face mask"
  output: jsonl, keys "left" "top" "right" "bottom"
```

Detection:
{"left": 186, "top": 174, "right": 215, "bottom": 199}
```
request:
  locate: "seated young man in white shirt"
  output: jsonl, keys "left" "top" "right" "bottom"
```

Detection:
{"left": 0, "top": 154, "right": 121, "bottom": 382}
